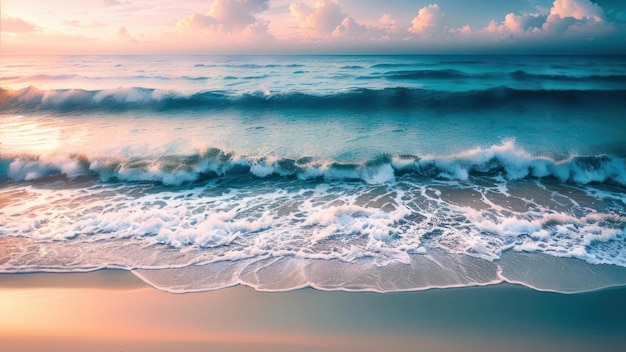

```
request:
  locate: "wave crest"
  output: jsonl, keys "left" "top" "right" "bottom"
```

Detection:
{"left": 2, "top": 141, "right": 625, "bottom": 186}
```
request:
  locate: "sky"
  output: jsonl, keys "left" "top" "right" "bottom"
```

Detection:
{"left": 1, "top": 0, "right": 625, "bottom": 54}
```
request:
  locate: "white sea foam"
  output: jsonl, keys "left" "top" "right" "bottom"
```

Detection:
{"left": 2, "top": 168, "right": 624, "bottom": 268}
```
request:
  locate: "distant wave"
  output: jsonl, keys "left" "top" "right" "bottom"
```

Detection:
{"left": 0, "top": 74, "right": 213, "bottom": 82}
{"left": 2, "top": 141, "right": 625, "bottom": 186}
{"left": 2, "top": 86, "right": 625, "bottom": 113}
{"left": 384, "top": 69, "right": 626, "bottom": 83}
{"left": 194, "top": 63, "right": 304, "bottom": 68}
{"left": 437, "top": 60, "right": 486, "bottom": 65}
{"left": 508, "top": 70, "right": 626, "bottom": 83}
{"left": 0, "top": 74, "right": 78, "bottom": 81}
{"left": 385, "top": 69, "right": 476, "bottom": 80}
{"left": 371, "top": 63, "right": 422, "bottom": 68}
{"left": 340, "top": 65, "right": 364, "bottom": 69}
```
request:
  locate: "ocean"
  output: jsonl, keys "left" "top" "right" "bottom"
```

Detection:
{"left": 1, "top": 55, "right": 625, "bottom": 293}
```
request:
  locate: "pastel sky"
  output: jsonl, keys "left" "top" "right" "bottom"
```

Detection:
{"left": 2, "top": 0, "right": 625, "bottom": 54}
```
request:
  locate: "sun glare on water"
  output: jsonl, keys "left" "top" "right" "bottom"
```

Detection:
{"left": 0, "top": 117, "right": 63, "bottom": 156}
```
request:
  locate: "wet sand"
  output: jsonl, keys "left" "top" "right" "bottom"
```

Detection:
{"left": 1, "top": 270, "right": 626, "bottom": 351}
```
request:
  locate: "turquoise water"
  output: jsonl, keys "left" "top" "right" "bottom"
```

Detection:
{"left": 1, "top": 55, "right": 625, "bottom": 293}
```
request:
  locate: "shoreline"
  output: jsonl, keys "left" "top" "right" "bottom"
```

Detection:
{"left": 1, "top": 270, "right": 626, "bottom": 351}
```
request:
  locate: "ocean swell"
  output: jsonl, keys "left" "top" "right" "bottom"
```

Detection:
{"left": 2, "top": 86, "right": 625, "bottom": 113}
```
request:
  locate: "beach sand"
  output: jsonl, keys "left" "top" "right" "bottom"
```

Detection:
{"left": 1, "top": 270, "right": 625, "bottom": 351}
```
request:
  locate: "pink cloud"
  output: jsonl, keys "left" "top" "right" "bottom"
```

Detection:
{"left": 117, "top": 25, "right": 140, "bottom": 44}
{"left": 479, "top": 0, "right": 612, "bottom": 40}
{"left": 449, "top": 24, "right": 471, "bottom": 35}
{"left": 64, "top": 20, "right": 106, "bottom": 28}
{"left": 240, "top": 21, "right": 274, "bottom": 40}
{"left": 2, "top": 16, "right": 39, "bottom": 33}
{"left": 177, "top": 13, "right": 217, "bottom": 32}
{"left": 550, "top": 0, "right": 604, "bottom": 21}
{"left": 289, "top": 0, "right": 347, "bottom": 38}
{"left": 209, "top": 0, "right": 270, "bottom": 31}
{"left": 408, "top": 4, "right": 443, "bottom": 35}
{"left": 332, "top": 16, "right": 367, "bottom": 39}
{"left": 176, "top": 0, "right": 272, "bottom": 40}
{"left": 289, "top": 0, "right": 379, "bottom": 41}
{"left": 104, "top": 0, "right": 130, "bottom": 7}
{"left": 541, "top": 0, "right": 610, "bottom": 37}
{"left": 377, "top": 13, "right": 402, "bottom": 37}
{"left": 378, "top": 14, "right": 393, "bottom": 26}
{"left": 503, "top": 13, "right": 525, "bottom": 35}
{"left": 485, "top": 13, "right": 527, "bottom": 36}
{"left": 117, "top": 26, "right": 130, "bottom": 37}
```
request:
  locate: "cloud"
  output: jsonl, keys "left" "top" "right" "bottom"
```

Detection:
{"left": 479, "top": 0, "right": 613, "bottom": 40}
{"left": 2, "top": 16, "right": 39, "bottom": 33}
{"left": 117, "top": 25, "right": 140, "bottom": 44}
{"left": 289, "top": 0, "right": 347, "bottom": 38}
{"left": 409, "top": 4, "right": 444, "bottom": 35}
{"left": 177, "top": 13, "right": 217, "bottom": 32}
{"left": 4, "top": 0, "right": 624, "bottom": 54}
{"left": 375, "top": 14, "right": 402, "bottom": 39}
{"left": 550, "top": 0, "right": 604, "bottom": 21}
{"left": 288, "top": 2, "right": 478, "bottom": 43}
{"left": 484, "top": 13, "right": 544, "bottom": 37}
{"left": 117, "top": 26, "right": 130, "bottom": 37}
{"left": 540, "top": 0, "right": 611, "bottom": 37}
{"left": 104, "top": 0, "right": 131, "bottom": 7}
{"left": 209, "top": 0, "right": 269, "bottom": 30}
{"left": 176, "top": 0, "right": 272, "bottom": 40}
{"left": 502, "top": 13, "right": 525, "bottom": 35}
{"left": 450, "top": 24, "right": 472, "bottom": 35}
{"left": 332, "top": 16, "right": 367, "bottom": 39}
{"left": 64, "top": 20, "right": 106, "bottom": 28}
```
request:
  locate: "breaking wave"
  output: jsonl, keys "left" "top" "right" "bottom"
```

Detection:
{"left": 2, "top": 141, "right": 625, "bottom": 186}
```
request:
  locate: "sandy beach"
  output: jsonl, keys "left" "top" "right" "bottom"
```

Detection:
{"left": 1, "top": 270, "right": 625, "bottom": 352}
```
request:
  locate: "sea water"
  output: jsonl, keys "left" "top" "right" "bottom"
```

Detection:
{"left": 1, "top": 55, "right": 625, "bottom": 293}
